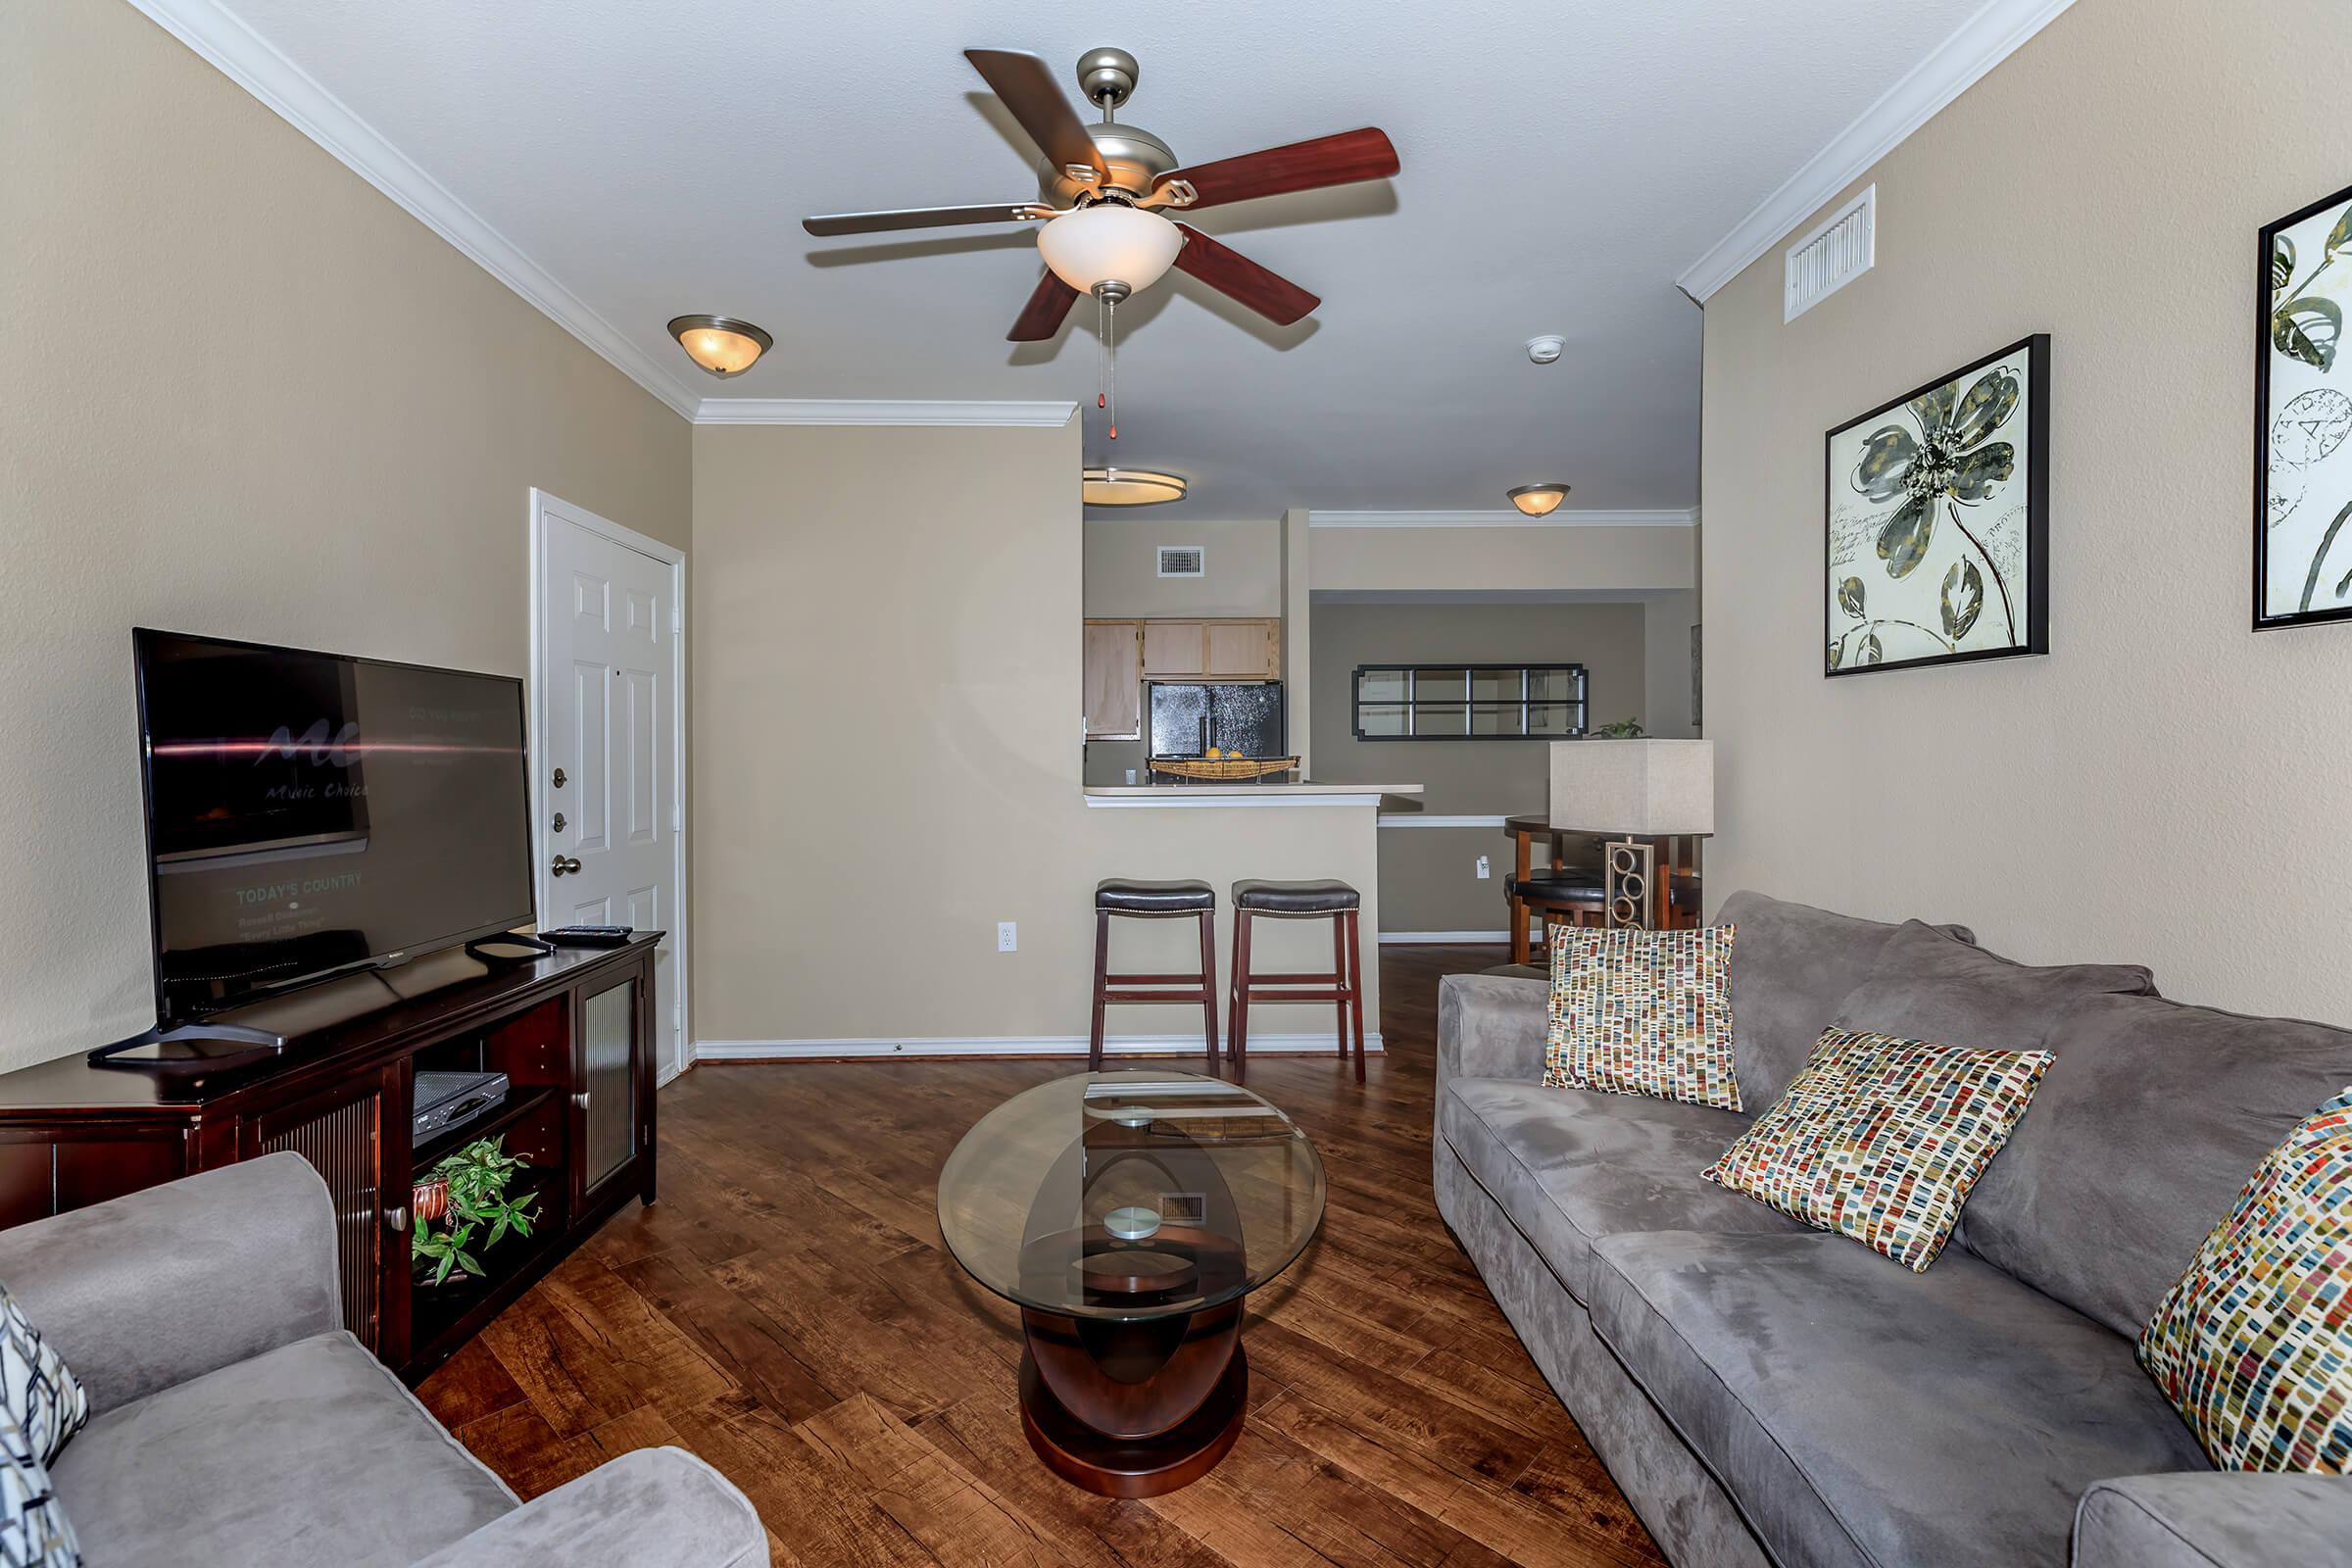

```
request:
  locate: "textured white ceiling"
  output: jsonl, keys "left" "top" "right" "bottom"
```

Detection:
{"left": 206, "top": 0, "right": 1988, "bottom": 516}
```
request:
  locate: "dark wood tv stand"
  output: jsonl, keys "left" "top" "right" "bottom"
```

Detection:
{"left": 0, "top": 934, "right": 661, "bottom": 1384}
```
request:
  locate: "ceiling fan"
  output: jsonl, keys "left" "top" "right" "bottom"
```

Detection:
{"left": 803, "top": 47, "right": 1398, "bottom": 341}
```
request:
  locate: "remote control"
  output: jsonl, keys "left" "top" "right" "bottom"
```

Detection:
{"left": 541, "top": 925, "right": 633, "bottom": 948}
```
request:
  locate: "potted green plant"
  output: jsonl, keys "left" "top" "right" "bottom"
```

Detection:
{"left": 412, "top": 1136, "right": 540, "bottom": 1287}
{"left": 1591, "top": 717, "right": 1647, "bottom": 739}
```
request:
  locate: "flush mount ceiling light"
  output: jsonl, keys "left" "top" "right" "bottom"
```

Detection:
{"left": 666, "top": 315, "right": 772, "bottom": 378}
{"left": 1084, "top": 466, "right": 1188, "bottom": 507}
{"left": 1507, "top": 483, "right": 1571, "bottom": 517}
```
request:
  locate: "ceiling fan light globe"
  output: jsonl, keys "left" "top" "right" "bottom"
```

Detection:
{"left": 1037, "top": 205, "right": 1181, "bottom": 296}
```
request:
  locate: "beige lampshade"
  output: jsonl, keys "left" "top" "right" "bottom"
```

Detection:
{"left": 1547, "top": 739, "right": 1714, "bottom": 836}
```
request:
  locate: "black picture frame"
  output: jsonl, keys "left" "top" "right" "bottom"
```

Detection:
{"left": 1823, "top": 332, "right": 2051, "bottom": 677}
{"left": 2253, "top": 179, "right": 2352, "bottom": 632}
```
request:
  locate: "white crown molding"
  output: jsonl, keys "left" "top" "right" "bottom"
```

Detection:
{"left": 692, "top": 399, "right": 1079, "bottom": 427}
{"left": 125, "top": 0, "right": 702, "bottom": 420}
{"left": 1677, "top": 0, "right": 2077, "bottom": 303}
{"left": 1307, "top": 510, "right": 1696, "bottom": 529}
{"left": 695, "top": 1032, "right": 1382, "bottom": 1062}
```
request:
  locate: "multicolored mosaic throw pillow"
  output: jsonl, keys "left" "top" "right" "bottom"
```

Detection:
{"left": 1701, "top": 1027, "right": 2052, "bottom": 1271}
{"left": 0, "top": 1285, "right": 82, "bottom": 1469}
{"left": 1543, "top": 926, "right": 1739, "bottom": 1110}
{"left": 2137, "top": 1085, "right": 2352, "bottom": 1471}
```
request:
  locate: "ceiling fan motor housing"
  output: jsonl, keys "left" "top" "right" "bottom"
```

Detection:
{"left": 1045, "top": 121, "right": 1178, "bottom": 205}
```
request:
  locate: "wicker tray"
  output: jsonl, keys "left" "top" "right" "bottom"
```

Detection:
{"left": 1148, "top": 756, "right": 1301, "bottom": 783}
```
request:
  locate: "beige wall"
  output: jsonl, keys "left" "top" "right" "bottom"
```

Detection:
{"left": 1311, "top": 524, "right": 1696, "bottom": 595}
{"left": 693, "top": 422, "right": 1380, "bottom": 1050}
{"left": 1643, "top": 590, "right": 1700, "bottom": 739}
{"left": 1084, "top": 518, "right": 1283, "bottom": 617}
{"left": 0, "top": 0, "right": 691, "bottom": 1072}
{"left": 1311, "top": 601, "right": 1648, "bottom": 933}
{"left": 1702, "top": 0, "right": 2352, "bottom": 1018}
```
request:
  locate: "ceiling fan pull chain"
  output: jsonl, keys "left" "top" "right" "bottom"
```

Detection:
{"left": 1106, "top": 295, "right": 1117, "bottom": 440}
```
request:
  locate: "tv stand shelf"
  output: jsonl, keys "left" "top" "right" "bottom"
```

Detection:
{"left": 0, "top": 934, "right": 661, "bottom": 1385}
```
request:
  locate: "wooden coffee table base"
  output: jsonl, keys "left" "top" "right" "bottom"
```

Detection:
{"left": 1017, "top": 1302, "right": 1249, "bottom": 1498}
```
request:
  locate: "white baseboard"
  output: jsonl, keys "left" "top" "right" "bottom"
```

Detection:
{"left": 693, "top": 1031, "right": 1382, "bottom": 1063}
{"left": 1378, "top": 930, "right": 1512, "bottom": 945}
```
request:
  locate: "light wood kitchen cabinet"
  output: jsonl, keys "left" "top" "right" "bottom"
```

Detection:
{"left": 1139, "top": 618, "right": 1280, "bottom": 681}
{"left": 1204, "top": 619, "right": 1281, "bottom": 680}
{"left": 1083, "top": 619, "right": 1143, "bottom": 740}
{"left": 1140, "top": 620, "right": 1205, "bottom": 679}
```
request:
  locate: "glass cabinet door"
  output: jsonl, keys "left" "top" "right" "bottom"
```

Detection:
{"left": 576, "top": 978, "right": 640, "bottom": 1200}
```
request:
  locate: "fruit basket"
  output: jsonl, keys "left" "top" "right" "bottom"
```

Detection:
{"left": 1148, "top": 755, "right": 1300, "bottom": 783}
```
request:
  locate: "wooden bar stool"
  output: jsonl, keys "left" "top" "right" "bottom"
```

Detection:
{"left": 1091, "top": 879, "right": 1220, "bottom": 1074}
{"left": 1226, "top": 880, "right": 1364, "bottom": 1084}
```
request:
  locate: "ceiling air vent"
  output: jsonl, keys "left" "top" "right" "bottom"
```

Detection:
{"left": 1155, "top": 545, "right": 1205, "bottom": 579}
{"left": 1785, "top": 184, "right": 1875, "bottom": 322}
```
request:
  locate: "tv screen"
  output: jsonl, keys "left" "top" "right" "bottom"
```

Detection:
{"left": 134, "top": 629, "right": 535, "bottom": 1020}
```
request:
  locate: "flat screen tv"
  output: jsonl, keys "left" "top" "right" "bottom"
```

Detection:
{"left": 129, "top": 629, "right": 535, "bottom": 1027}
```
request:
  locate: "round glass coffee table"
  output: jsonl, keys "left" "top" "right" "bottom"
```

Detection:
{"left": 938, "top": 1070, "right": 1325, "bottom": 1497}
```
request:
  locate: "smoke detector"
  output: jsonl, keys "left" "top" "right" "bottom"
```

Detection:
{"left": 1525, "top": 335, "right": 1565, "bottom": 365}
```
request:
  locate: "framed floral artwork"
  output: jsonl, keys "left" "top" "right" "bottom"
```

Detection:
{"left": 1824, "top": 334, "right": 2051, "bottom": 676}
{"left": 2256, "top": 182, "right": 2352, "bottom": 630}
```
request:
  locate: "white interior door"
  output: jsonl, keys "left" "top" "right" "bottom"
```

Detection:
{"left": 536, "top": 494, "right": 684, "bottom": 1077}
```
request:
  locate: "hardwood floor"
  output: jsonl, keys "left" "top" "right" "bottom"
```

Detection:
{"left": 416, "top": 946, "right": 1665, "bottom": 1567}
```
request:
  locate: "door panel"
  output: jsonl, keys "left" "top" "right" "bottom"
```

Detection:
{"left": 542, "top": 500, "right": 683, "bottom": 1077}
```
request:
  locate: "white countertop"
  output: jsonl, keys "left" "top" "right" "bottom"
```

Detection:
{"left": 1082, "top": 781, "right": 1423, "bottom": 808}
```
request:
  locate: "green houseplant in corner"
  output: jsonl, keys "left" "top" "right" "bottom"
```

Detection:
{"left": 1591, "top": 717, "right": 1646, "bottom": 739}
{"left": 412, "top": 1136, "right": 540, "bottom": 1287}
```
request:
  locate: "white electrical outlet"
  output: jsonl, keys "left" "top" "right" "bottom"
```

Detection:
{"left": 1475, "top": 856, "right": 1492, "bottom": 880}
{"left": 997, "top": 921, "right": 1018, "bottom": 953}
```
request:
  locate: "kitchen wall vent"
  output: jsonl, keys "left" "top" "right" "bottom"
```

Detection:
{"left": 1785, "top": 184, "right": 1875, "bottom": 322}
{"left": 1155, "top": 545, "right": 1205, "bottom": 579}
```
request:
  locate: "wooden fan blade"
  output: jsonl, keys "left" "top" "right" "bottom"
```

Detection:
{"left": 965, "top": 50, "right": 1109, "bottom": 182}
{"left": 1156, "top": 127, "right": 1398, "bottom": 211}
{"left": 803, "top": 203, "right": 1041, "bottom": 237}
{"left": 1008, "top": 270, "right": 1081, "bottom": 341}
{"left": 1172, "top": 226, "right": 1320, "bottom": 325}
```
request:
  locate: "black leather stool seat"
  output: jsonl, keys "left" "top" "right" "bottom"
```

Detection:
{"left": 1095, "top": 878, "right": 1216, "bottom": 914}
{"left": 1232, "top": 878, "right": 1361, "bottom": 914}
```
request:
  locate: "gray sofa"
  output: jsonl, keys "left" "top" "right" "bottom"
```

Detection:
{"left": 0, "top": 1152, "right": 765, "bottom": 1567}
{"left": 1435, "top": 890, "right": 2352, "bottom": 1568}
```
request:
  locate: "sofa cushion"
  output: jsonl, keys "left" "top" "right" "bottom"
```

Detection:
{"left": 1436, "top": 1076, "right": 1800, "bottom": 1304}
{"left": 1715, "top": 891, "right": 1976, "bottom": 1112}
{"left": 1701, "top": 1027, "right": 2053, "bottom": 1272}
{"left": 1544, "top": 926, "right": 1740, "bottom": 1110}
{"left": 2137, "top": 1084, "right": 2352, "bottom": 1471}
{"left": 1963, "top": 989, "right": 2352, "bottom": 1339}
{"left": 1831, "top": 920, "right": 2156, "bottom": 1053}
{"left": 52, "top": 1330, "right": 514, "bottom": 1567}
{"left": 1587, "top": 1230, "right": 2212, "bottom": 1568}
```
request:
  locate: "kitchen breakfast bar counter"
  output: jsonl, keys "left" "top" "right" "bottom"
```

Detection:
{"left": 1081, "top": 782, "right": 1423, "bottom": 808}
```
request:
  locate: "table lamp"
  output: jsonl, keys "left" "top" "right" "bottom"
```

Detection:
{"left": 1546, "top": 739, "right": 1715, "bottom": 928}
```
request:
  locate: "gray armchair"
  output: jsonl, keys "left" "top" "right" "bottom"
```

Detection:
{"left": 0, "top": 1152, "right": 764, "bottom": 1567}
